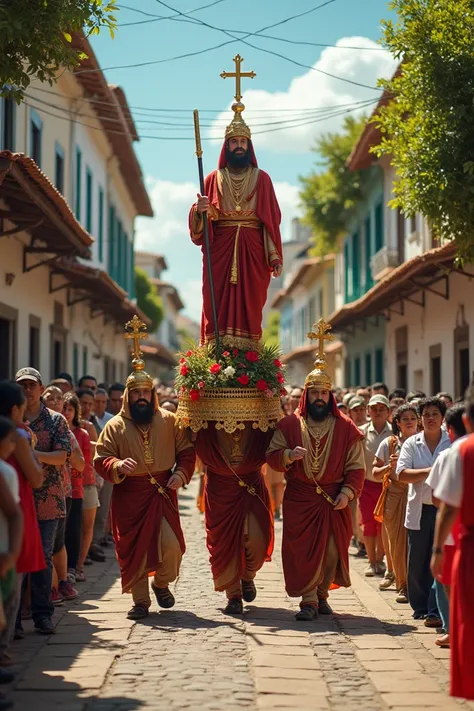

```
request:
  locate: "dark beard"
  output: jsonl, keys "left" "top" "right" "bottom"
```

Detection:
{"left": 307, "top": 400, "right": 331, "bottom": 422}
{"left": 225, "top": 146, "right": 250, "bottom": 169}
{"left": 130, "top": 400, "right": 154, "bottom": 425}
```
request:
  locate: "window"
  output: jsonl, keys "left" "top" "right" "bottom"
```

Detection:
{"left": 395, "top": 326, "right": 408, "bottom": 390}
{"left": 0, "top": 303, "right": 18, "bottom": 380}
{"left": 29, "top": 316, "right": 41, "bottom": 370}
{"left": 55, "top": 142, "right": 65, "bottom": 194}
{"left": 82, "top": 346, "right": 88, "bottom": 376}
{"left": 364, "top": 215, "right": 373, "bottom": 291}
{"left": 454, "top": 326, "right": 470, "bottom": 399}
{"left": 73, "top": 343, "right": 79, "bottom": 386}
{"left": 108, "top": 204, "right": 116, "bottom": 278}
{"left": 98, "top": 187, "right": 104, "bottom": 262}
{"left": 2, "top": 98, "right": 15, "bottom": 151}
{"left": 374, "top": 201, "right": 384, "bottom": 252}
{"left": 75, "top": 148, "right": 82, "bottom": 220}
{"left": 116, "top": 218, "right": 123, "bottom": 286}
{"left": 365, "top": 352, "right": 372, "bottom": 386}
{"left": 123, "top": 232, "right": 130, "bottom": 292}
{"left": 354, "top": 357, "right": 361, "bottom": 387}
{"left": 85, "top": 167, "right": 93, "bottom": 233}
{"left": 375, "top": 348, "right": 384, "bottom": 382}
{"left": 345, "top": 358, "right": 351, "bottom": 388}
{"left": 318, "top": 288, "right": 324, "bottom": 319}
{"left": 351, "top": 231, "right": 360, "bottom": 300}
{"left": 129, "top": 239, "right": 135, "bottom": 300}
{"left": 343, "top": 240, "right": 350, "bottom": 303}
{"left": 430, "top": 344, "right": 442, "bottom": 394}
{"left": 30, "top": 109, "right": 42, "bottom": 166}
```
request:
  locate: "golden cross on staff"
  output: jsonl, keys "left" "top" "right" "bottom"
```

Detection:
{"left": 124, "top": 314, "right": 148, "bottom": 361}
{"left": 220, "top": 54, "right": 256, "bottom": 103}
{"left": 307, "top": 318, "right": 335, "bottom": 361}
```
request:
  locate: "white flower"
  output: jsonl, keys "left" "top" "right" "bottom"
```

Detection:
{"left": 223, "top": 366, "right": 236, "bottom": 378}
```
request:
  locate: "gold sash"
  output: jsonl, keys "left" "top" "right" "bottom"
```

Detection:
{"left": 214, "top": 219, "right": 262, "bottom": 284}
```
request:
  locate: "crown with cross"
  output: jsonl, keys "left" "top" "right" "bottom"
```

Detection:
{"left": 304, "top": 318, "right": 335, "bottom": 390}
{"left": 220, "top": 54, "right": 256, "bottom": 140}
{"left": 124, "top": 315, "right": 153, "bottom": 391}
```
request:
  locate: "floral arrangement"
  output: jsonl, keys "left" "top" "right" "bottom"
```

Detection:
{"left": 175, "top": 343, "right": 286, "bottom": 401}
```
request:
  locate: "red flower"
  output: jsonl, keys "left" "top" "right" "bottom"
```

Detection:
{"left": 246, "top": 351, "right": 259, "bottom": 362}
{"left": 237, "top": 374, "right": 249, "bottom": 386}
{"left": 186, "top": 350, "right": 193, "bottom": 357}
{"left": 209, "top": 363, "right": 221, "bottom": 374}
{"left": 222, "top": 350, "right": 230, "bottom": 357}
{"left": 179, "top": 357, "right": 186, "bottom": 364}
{"left": 277, "top": 372, "right": 285, "bottom": 384}
{"left": 180, "top": 365, "right": 189, "bottom": 376}
{"left": 274, "top": 359, "right": 282, "bottom": 368}
{"left": 238, "top": 363, "right": 246, "bottom": 368}
{"left": 256, "top": 379, "right": 268, "bottom": 391}
{"left": 189, "top": 389, "right": 200, "bottom": 401}
{"left": 233, "top": 348, "right": 239, "bottom": 357}
{"left": 280, "top": 388, "right": 287, "bottom": 396}
{"left": 198, "top": 381, "right": 205, "bottom": 389}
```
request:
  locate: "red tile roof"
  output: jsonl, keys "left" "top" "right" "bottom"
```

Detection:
{"left": 71, "top": 33, "right": 153, "bottom": 217}
{"left": 0, "top": 150, "right": 92, "bottom": 255}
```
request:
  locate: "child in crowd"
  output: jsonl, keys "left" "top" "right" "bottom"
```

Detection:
{"left": 0, "top": 416, "right": 23, "bottom": 710}
{"left": 63, "top": 393, "right": 91, "bottom": 584}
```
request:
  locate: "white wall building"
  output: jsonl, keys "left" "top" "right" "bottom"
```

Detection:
{"left": 0, "top": 32, "right": 153, "bottom": 384}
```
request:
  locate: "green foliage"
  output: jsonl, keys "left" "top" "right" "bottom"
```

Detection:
{"left": 299, "top": 115, "right": 371, "bottom": 256}
{"left": 175, "top": 344, "right": 286, "bottom": 397}
{"left": 373, "top": 0, "right": 474, "bottom": 261}
{"left": 262, "top": 311, "right": 280, "bottom": 348}
{"left": 0, "top": 0, "right": 117, "bottom": 103}
{"left": 134, "top": 267, "right": 164, "bottom": 332}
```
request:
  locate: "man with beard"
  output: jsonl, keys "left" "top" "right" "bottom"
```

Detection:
{"left": 94, "top": 317, "right": 195, "bottom": 620}
{"left": 189, "top": 94, "right": 283, "bottom": 346}
{"left": 266, "top": 320, "right": 365, "bottom": 620}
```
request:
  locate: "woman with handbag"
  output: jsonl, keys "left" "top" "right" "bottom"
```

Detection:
{"left": 372, "top": 404, "right": 419, "bottom": 603}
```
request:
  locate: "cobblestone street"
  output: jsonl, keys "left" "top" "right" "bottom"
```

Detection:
{"left": 6, "top": 479, "right": 474, "bottom": 711}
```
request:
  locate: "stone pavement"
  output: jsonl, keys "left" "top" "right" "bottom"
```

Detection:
{"left": 6, "top": 478, "right": 474, "bottom": 711}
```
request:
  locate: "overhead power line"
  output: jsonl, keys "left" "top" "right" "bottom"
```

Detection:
{"left": 117, "top": 0, "right": 227, "bottom": 27}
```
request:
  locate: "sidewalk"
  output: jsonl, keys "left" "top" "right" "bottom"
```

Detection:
{"left": 6, "top": 478, "right": 473, "bottom": 711}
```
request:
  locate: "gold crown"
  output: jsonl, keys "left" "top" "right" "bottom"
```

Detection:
{"left": 124, "top": 315, "right": 153, "bottom": 391}
{"left": 225, "top": 102, "right": 251, "bottom": 140}
{"left": 304, "top": 319, "right": 335, "bottom": 391}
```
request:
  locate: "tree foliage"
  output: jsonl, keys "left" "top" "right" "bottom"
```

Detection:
{"left": 299, "top": 115, "right": 371, "bottom": 256}
{"left": 134, "top": 267, "right": 164, "bottom": 333}
{"left": 373, "top": 0, "right": 474, "bottom": 260}
{"left": 0, "top": 0, "right": 117, "bottom": 103}
{"left": 262, "top": 311, "right": 280, "bottom": 349}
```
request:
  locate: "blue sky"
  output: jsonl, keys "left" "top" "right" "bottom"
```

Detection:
{"left": 91, "top": 0, "right": 397, "bottom": 320}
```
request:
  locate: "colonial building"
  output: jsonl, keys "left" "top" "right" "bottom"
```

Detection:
{"left": 329, "top": 99, "right": 473, "bottom": 397}
{"left": 0, "top": 32, "right": 153, "bottom": 383}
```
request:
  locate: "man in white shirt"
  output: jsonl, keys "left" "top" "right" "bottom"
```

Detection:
{"left": 426, "top": 403, "right": 466, "bottom": 648}
{"left": 396, "top": 397, "right": 450, "bottom": 624}
{"left": 94, "top": 389, "right": 113, "bottom": 430}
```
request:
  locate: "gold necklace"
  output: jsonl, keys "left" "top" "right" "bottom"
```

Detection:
{"left": 301, "top": 418, "right": 332, "bottom": 475}
{"left": 223, "top": 167, "right": 252, "bottom": 212}
{"left": 136, "top": 424, "right": 154, "bottom": 465}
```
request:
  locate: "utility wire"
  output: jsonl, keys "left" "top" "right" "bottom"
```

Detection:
{"left": 24, "top": 95, "right": 379, "bottom": 141}
{"left": 117, "top": 0, "right": 227, "bottom": 27}
{"left": 153, "top": 0, "right": 379, "bottom": 91}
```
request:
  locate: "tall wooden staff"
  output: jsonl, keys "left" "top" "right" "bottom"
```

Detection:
{"left": 193, "top": 109, "right": 220, "bottom": 356}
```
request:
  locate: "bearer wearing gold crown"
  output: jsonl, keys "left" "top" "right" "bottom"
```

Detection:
{"left": 266, "top": 320, "right": 366, "bottom": 621}
{"left": 189, "top": 55, "right": 283, "bottom": 348}
{"left": 94, "top": 316, "right": 195, "bottom": 620}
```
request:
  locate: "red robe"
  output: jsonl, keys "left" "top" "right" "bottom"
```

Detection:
{"left": 189, "top": 140, "right": 283, "bottom": 345}
{"left": 451, "top": 434, "right": 474, "bottom": 700}
{"left": 195, "top": 426, "right": 274, "bottom": 591}
{"left": 266, "top": 394, "right": 365, "bottom": 597}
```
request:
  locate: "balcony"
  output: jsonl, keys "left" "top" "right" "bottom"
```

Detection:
{"left": 370, "top": 247, "right": 400, "bottom": 282}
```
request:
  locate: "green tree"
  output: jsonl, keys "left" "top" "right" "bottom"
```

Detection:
{"left": 134, "top": 267, "right": 164, "bottom": 333}
{"left": 262, "top": 311, "right": 280, "bottom": 348}
{"left": 0, "top": 1, "right": 117, "bottom": 103}
{"left": 299, "top": 115, "right": 371, "bottom": 256}
{"left": 373, "top": 0, "right": 474, "bottom": 260}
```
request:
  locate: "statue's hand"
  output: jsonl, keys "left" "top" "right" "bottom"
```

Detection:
{"left": 197, "top": 193, "right": 210, "bottom": 214}
{"left": 272, "top": 263, "right": 283, "bottom": 278}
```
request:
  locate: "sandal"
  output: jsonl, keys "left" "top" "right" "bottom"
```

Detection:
{"left": 295, "top": 605, "right": 318, "bottom": 621}
{"left": 224, "top": 598, "right": 244, "bottom": 615}
{"left": 88, "top": 544, "right": 106, "bottom": 563}
{"left": 151, "top": 584, "right": 175, "bottom": 609}
{"left": 241, "top": 579, "right": 257, "bottom": 603}
{"left": 127, "top": 604, "right": 149, "bottom": 620}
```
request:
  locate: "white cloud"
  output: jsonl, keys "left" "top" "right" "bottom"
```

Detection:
{"left": 211, "top": 37, "right": 397, "bottom": 153}
{"left": 135, "top": 177, "right": 301, "bottom": 319}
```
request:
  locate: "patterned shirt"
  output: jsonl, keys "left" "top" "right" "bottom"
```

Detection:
{"left": 30, "top": 404, "right": 71, "bottom": 520}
